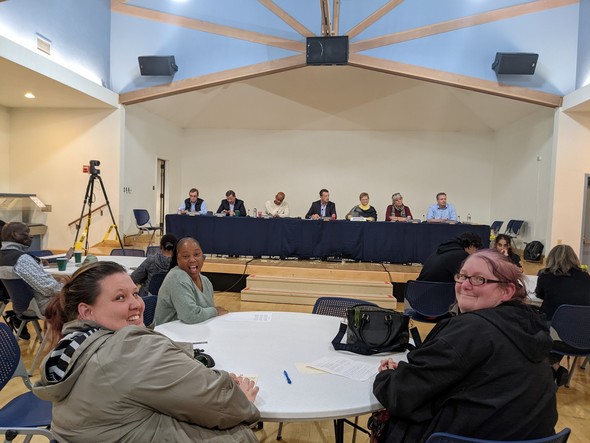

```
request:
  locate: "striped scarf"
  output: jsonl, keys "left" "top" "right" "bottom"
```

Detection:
{"left": 46, "top": 327, "right": 100, "bottom": 382}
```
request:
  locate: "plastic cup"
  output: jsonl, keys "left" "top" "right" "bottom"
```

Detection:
{"left": 56, "top": 258, "right": 68, "bottom": 271}
{"left": 234, "top": 210, "right": 240, "bottom": 217}
{"left": 74, "top": 251, "right": 83, "bottom": 263}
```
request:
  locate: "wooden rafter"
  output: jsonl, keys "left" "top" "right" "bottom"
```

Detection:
{"left": 351, "top": 0, "right": 578, "bottom": 52}
{"left": 333, "top": 0, "right": 341, "bottom": 36}
{"left": 119, "top": 55, "right": 306, "bottom": 105}
{"left": 320, "top": 0, "right": 331, "bottom": 36}
{"left": 349, "top": 53, "right": 562, "bottom": 108}
{"left": 111, "top": 2, "right": 305, "bottom": 53}
{"left": 258, "top": 0, "right": 315, "bottom": 37}
{"left": 110, "top": 0, "right": 127, "bottom": 6}
{"left": 346, "top": 0, "right": 404, "bottom": 39}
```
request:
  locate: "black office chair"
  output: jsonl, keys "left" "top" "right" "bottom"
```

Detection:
{"left": 0, "top": 279, "right": 50, "bottom": 375}
{"left": 142, "top": 295, "right": 158, "bottom": 328}
{"left": 550, "top": 304, "right": 590, "bottom": 387}
{"left": 133, "top": 209, "right": 162, "bottom": 247}
{"left": 404, "top": 280, "right": 456, "bottom": 323}
{"left": 425, "top": 428, "right": 570, "bottom": 443}
{"left": 0, "top": 323, "right": 55, "bottom": 442}
{"left": 504, "top": 219, "right": 525, "bottom": 238}
{"left": 489, "top": 220, "right": 503, "bottom": 234}
{"left": 275, "top": 297, "right": 376, "bottom": 442}
{"left": 110, "top": 248, "right": 145, "bottom": 257}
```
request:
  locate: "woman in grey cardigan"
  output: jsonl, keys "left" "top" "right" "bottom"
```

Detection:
{"left": 33, "top": 261, "right": 259, "bottom": 443}
{"left": 155, "top": 237, "right": 228, "bottom": 325}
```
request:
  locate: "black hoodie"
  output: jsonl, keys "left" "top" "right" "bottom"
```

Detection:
{"left": 373, "top": 301, "right": 557, "bottom": 442}
{"left": 418, "top": 239, "right": 468, "bottom": 282}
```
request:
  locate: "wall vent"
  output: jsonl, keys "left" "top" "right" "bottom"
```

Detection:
{"left": 36, "top": 34, "right": 51, "bottom": 55}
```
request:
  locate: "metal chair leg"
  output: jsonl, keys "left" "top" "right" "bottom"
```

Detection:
{"left": 581, "top": 356, "right": 589, "bottom": 369}
{"left": 29, "top": 326, "right": 49, "bottom": 376}
{"left": 276, "top": 422, "right": 283, "bottom": 440}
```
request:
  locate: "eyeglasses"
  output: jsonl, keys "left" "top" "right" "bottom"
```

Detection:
{"left": 454, "top": 274, "right": 507, "bottom": 286}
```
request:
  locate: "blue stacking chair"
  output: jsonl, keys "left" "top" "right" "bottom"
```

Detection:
{"left": 132, "top": 209, "right": 162, "bottom": 247}
{"left": 404, "top": 280, "right": 456, "bottom": 322}
{"left": 146, "top": 245, "right": 160, "bottom": 257}
{"left": 425, "top": 428, "right": 570, "bottom": 443}
{"left": 0, "top": 323, "right": 55, "bottom": 442}
{"left": 0, "top": 278, "right": 49, "bottom": 375}
{"left": 147, "top": 272, "right": 167, "bottom": 296}
{"left": 489, "top": 221, "right": 503, "bottom": 235}
{"left": 142, "top": 295, "right": 158, "bottom": 328}
{"left": 504, "top": 219, "right": 525, "bottom": 238}
{"left": 110, "top": 248, "right": 145, "bottom": 257}
{"left": 550, "top": 304, "right": 590, "bottom": 387}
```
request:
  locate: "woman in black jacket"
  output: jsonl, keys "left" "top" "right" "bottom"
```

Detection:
{"left": 373, "top": 249, "right": 556, "bottom": 442}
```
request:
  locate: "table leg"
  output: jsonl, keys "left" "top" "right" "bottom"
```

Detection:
{"left": 333, "top": 419, "right": 344, "bottom": 443}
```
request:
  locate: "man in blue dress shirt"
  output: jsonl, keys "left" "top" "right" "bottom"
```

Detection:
{"left": 426, "top": 192, "right": 457, "bottom": 222}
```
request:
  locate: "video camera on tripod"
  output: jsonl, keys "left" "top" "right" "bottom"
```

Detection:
{"left": 89, "top": 160, "right": 100, "bottom": 175}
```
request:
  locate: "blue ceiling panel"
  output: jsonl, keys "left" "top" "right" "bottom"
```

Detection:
{"left": 111, "top": 12, "right": 298, "bottom": 94}
{"left": 126, "top": 0, "right": 305, "bottom": 40}
{"left": 274, "top": 0, "right": 323, "bottom": 35}
{"left": 361, "top": 5, "right": 578, "bottom": 96}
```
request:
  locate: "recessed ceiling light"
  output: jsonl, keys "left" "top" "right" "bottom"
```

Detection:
{"left": 24, "top": 92, "right": 35, "bottom": 99}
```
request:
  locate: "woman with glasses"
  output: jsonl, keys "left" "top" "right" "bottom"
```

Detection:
{"left": 372, "top": 249, "right": 557, "bottom": 442}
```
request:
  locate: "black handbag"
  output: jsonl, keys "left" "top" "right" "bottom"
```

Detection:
{"left": 332, "top": 305, "right": 414, "bottom": 355}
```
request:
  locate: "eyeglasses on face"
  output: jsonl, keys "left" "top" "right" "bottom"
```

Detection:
{"left": 454, "top": 273, "right": 507, "bottom": 286}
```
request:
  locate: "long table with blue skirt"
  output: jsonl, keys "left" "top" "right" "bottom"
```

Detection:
{"left": 165, "top": 214, "right": 490, "bottom": 264}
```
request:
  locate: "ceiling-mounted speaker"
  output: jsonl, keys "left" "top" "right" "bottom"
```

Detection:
{"left": 138, "top": 56, "right": 178, "bottom": 76}
{"left": 492, "top": 52, "right": 538, "bottom": 75}
{"left": 306, "top": 36, "right": 349, "bottom": 65}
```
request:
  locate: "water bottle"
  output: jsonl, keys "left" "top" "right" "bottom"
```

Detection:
{"left": 252, "top": 207, "right": 257, "bottom": 218}
{"left": 247, "top": 209, "right": 251, "bottom": 217}
{"left": 467, "top": 213, "right": 472, "bottom": 223}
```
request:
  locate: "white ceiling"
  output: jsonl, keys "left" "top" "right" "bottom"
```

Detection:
{"left": 1, "top": 57, "right": 552, "bottom": 132}
{"left": 133, "top": 65, "right": 551, "bottom": 132}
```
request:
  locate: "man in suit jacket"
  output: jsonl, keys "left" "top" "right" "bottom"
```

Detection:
{"left": 305, "top": 189, "right": 337, "bottom": 220}
{"left": 217, "top": 190, "right": 247, "bottom": 216}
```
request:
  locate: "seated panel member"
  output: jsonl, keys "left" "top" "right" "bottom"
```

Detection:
{"left": 345, "top": 192, "right": 377, "bottom": 221}
{"left": 385, "top": 192, "right": 413, "bottom": 221}
{"left": 305, "top": 189, "right": 337, "bottom": 220}
{"left": 264, "top": 192, "right": 290, "bottom": 218}
{"left": 426, "top": 192, "right": 457, "bottom": 223}
{"left": 178, "top": 188, "right": 207, "bottom": 215}
{"left": 216, "top": 190, "right": 247, "bottom": 217}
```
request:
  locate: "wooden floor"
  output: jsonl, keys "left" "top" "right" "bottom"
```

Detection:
{"left": 1, "top": 239, "right": 586, "bottom": 442}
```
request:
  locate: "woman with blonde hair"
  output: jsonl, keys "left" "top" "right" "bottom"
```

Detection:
{"left": 346, "top": 192, "right": 377, "bottom": 221}
{"left": 385, "top": 193, "right": 413, "bottom": 221}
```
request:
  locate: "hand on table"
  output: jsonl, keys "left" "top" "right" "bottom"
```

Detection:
{"left": 378, "top": 358, "right": 398, "bottom": 372}
{"left": 310, "top": 214, "right": 320, "bottom": 220}
{"left": 230, "top": 373, "right": 260, "bottom": 402}
{"left": 216, "top": 306, "right": 229, "bottom": 316}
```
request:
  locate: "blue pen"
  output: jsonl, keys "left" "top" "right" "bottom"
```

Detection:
{"left": 283, "top": 370, "right": 292, "bottom": 384}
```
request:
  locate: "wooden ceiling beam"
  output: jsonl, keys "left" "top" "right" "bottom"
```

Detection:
{"left": 111, "top": 2, "right": 305, "bottom": 52}
{"left": 119, "top": 55, "right": 306, "bottom": 105}
{"left": 320, "top": 0, "right": 331, "bottom": 36}
{"left": 349, "top": 53, "right": 562, "bottom": 108}
{"left": 333, "top": 0, "right": 341, "bottom": 36}
{"left": 258, "top": 0, "right": 315, "bottom": 37}
{"left": 351, "top": 0, "right": 578, "bottom": 53}
{"left": 346, "top": 0, "right": 404, "bottom": 39}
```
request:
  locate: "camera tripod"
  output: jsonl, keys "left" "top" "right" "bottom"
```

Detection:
{"left": 74, "top": 172, "right": 124, "bottom": 254}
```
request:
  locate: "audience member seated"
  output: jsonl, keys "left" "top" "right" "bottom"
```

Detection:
{"left": 373, "top": 250, "right": 557, "bottom": 442}
{"left": 493, "top": 234, "right": 522, "bottom": 270}
{"left": 131, "top": 234, "right": 178, "bottom": 297}
{"left": 385, "top": 193, "right": 413, "bottom": 222}
{"left": 33, "top": 261, "right": 259, "bottom": 442}
{"left": 155, "top": 237, "right": 228, "bottom": 325}
{"left": 426, "top": 192, "right": 457, "bottom": 223}
{"left": 217, "top": 190, "right": 247, "bottom": 217}
{"left": 0, "top": 222, "right": 64, "bottom": 316}
{"left": 305, "top": 188, "right": 337, "bottom": 220}
{"left": 264, "top": 191, "right": 290, "bottom": 218}
{"left": 535, "top": 244, "right": 590, "bottom": 385}
{"left": 345, "top": 192, "right": 377, "bottom": 221}
{"left": 178, "top": 187, "right": 207, "bottom": 215}
{"left": 418, "top": 232, "right": 482, "bottom": 282}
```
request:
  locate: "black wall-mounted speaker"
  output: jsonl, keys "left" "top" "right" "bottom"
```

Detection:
{"left": 306, "top": 36, "right": 349, "bottom": 65}
{"left": 492, "top": 52, "right": 538, "bottom": 75}
{"left": 138, "top": 56, "right": 178, "bottom": 76}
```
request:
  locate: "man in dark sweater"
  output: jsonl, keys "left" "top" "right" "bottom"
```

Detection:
{"left": 417, "top": 232, "right": 483, "bottom": 282}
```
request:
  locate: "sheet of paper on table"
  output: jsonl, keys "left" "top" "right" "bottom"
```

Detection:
{"left": 307, "top": 356, "right": 378, "bottom": 381}
{"left": 223, "top": 312, "right": 273, "bottom": 322}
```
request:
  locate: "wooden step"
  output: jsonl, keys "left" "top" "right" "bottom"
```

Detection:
{"left": 245, "top": 274, "right": 392, "bottom": 296}
{"left": 241, "top": 288, "right": 397, "bottom": 309}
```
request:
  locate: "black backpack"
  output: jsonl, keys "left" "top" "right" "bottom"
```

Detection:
{"left": 524, "top": 241, "right": 544, "bottom": 262}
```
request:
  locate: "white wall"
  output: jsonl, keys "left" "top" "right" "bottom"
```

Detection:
{"left": 180, "top": 129, "right": 496, "bottom": 224}
{"left": 549, "top": 110, "right": 590, "bottom": 255}
{"left": 8, "top": 108, "right": 122, "bottom": 249}
{"left": 121, "top": 106, "right": 184, "bottom": 235}
{"left": 491, "top": 108, "right": 556, "bottom": 249}
{"left": 0, "top": 107, "right": 9, "bottom": 190}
